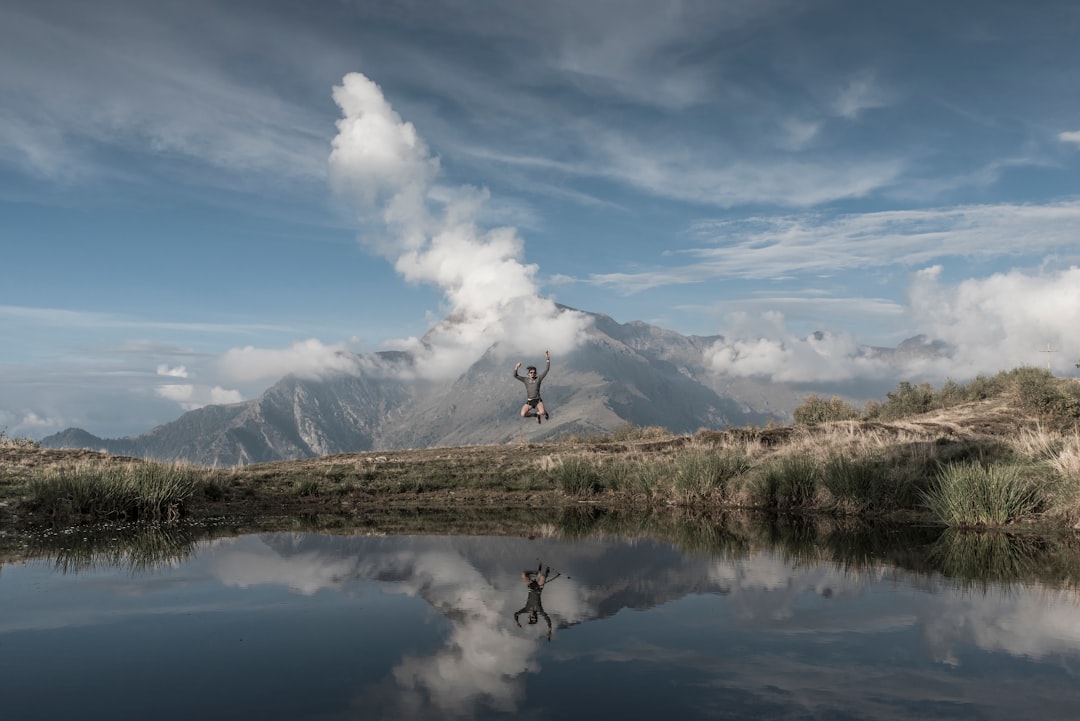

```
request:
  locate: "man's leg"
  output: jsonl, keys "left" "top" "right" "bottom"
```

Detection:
{"left": 521, "top": 404, "right": 532, "bottom": 418}
{"left": 537, "top": 401, "right": 548, "bottom": 420}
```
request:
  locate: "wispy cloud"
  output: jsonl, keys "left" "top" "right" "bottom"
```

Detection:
{"left": 0, "top": 1, "right": 328, "bottom": 183}
{"left": 832, "top": 70, "right": 894, "bottom": 119}
{"left": 0, "top": 305, "right": 298, "bottom": 336}
{"left": 585, "top": 201, "right": 1080, "bottom": 291}
{"left": 1060, "top": 130, "right": 1080, "bottom": 148}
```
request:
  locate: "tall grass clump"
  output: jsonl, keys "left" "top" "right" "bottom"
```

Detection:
{"left": 555, "top": 457, "right": 603, "bottom": 495}
{"left": 29, "top": 462, "right": 204, "bottom": 521}
{"left": 672, "top": 448, "right": 748, "bottom": 503}
{"left": 751, "top": 454, "right": 820, "bottom": 510}
{"left": 922, "top": 461, "right": 1043, "bottom": 527}
{"left": 820, "top": 454, "right": 890, "bottom": 512}
{"left": 597, "top": 455, "right": 672, "bottom": 496}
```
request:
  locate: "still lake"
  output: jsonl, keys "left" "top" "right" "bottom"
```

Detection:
{"left": 3, "top": 517, "right": 1080, "bottom": 721}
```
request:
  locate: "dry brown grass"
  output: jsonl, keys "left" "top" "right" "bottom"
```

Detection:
{"left": 3, "top": 389, "right": 1079, "bottom": 529}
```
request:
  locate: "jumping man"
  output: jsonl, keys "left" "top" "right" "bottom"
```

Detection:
{"left": 514, "top": 351, "right": 550, "bottom": 423}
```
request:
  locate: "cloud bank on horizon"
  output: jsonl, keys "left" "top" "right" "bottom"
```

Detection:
{"left": 2, "top": 0, "right": 1080, "bottom": 438}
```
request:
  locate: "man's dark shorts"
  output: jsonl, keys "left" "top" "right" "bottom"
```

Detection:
{"left": 526, "top": 397, "right": 542, "bottom": 408}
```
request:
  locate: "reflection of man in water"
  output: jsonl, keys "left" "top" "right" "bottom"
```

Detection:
{"left": 514, "top": 563, "right": 552, "bottom": 641}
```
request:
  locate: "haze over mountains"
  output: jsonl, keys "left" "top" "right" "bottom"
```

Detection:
{"left": 41, "top": 309, "right": 939, "bottom": 466}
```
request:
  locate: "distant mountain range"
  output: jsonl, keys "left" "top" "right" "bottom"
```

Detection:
{"left": 40, "top": 308, "right": 943, "bottom": 466}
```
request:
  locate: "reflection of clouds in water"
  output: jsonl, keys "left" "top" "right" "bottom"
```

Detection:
{"left": 209, "top": 547, "right": 358, "bottom": 596}
{"left": 706, "top": 552, "right": 878, "bottom": 622}
{"left": 205, "top": 537, "right": 563, "bottom": 719}
{"left": 706, "top": 552, "right": 1080, "bottom": 664}
{"left": 922, "top": 587, "right": 1080, "bottom": 665}
{"left": 197, "top": 536, "right": 1080, "bottom": 717}
{"left": 380, "top": 551, "right": 535, "bottom": 716}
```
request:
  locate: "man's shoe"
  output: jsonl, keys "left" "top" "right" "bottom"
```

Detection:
{"left": 537, "top": 414, "right": 542, "bottom": 424}
{"left": 544, "top": 412, "right": 549, "bottom": 420}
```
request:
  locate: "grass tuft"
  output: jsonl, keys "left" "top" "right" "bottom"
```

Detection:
{"left": 555, "top": 457, "right": 603, "bottom": 495}
{"left": 28, "top": 462, "right": 204, "bottom": 521}
{"left": 922, "top": 461, "right": 1043, "bottom": 527}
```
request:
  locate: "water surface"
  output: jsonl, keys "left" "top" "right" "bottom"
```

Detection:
{"left": 3, "top": 521, "right": 1080, "bottom": 720}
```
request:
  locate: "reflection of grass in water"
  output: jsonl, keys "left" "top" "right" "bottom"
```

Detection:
{"left": 30, "top": 523, "right": 204, "bottom": 574}
{"left": 555, "top": 506, "right": 752, "bottom": 557}
{"left": 554, "top": 507, "right": 1080, "bottom": 592}
{"left": 928, "top": 529, "right": 1045, "bottom": 591}
{"left": 14, "top": 505, "right": 1080, "bottom": 594}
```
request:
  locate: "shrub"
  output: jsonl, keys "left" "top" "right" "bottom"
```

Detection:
{"left": 609, "top": 422, "right": 673, "bottom": 442}
{"left": 0, "top": 429, "right": 41, "bottom": 449}
{"left": 922, "top": 461, "right": 1043, "bottom": 527}
{"left": 793, "top": 395, "right": 861, "bottom": 425}
{"left": 871, "top": 381, "right": 938, "bottom": 420}
{"left": 1012, "top": 367, "right": 1080, "bottom": 428}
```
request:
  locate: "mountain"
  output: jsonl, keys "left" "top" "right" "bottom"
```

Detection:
{"left": 39, "top": 309, "right": 816, "bottom": 466}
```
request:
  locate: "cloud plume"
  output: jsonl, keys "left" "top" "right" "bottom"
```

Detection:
{"left": 329, "top": 72, "right": 590, "bottom": 379}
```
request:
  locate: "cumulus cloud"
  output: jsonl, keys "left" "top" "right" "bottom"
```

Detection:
{"left": 218, "top": 338, "right": 362, "bottom": 384}
{"left": 703, "top": 266, "right": 1080, "bottom": 384}
{"left": 329, "top": 72, "right": 591, "bottom": 379}
{"left": 908, "top": 265, "right": 1080, "bottom": 375}
{"left": 155, "top": 382, "right": 241, "bottom": 411}
{"left": 155, "top": 384, "right": 194, "bottom": 404}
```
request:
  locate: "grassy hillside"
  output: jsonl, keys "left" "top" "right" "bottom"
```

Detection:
{"left": 3, "top": 367, "right": 1079, "bottom": 531}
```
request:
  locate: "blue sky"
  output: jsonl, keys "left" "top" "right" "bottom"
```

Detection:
{"left": 3, "top": 0, "right": 1080, "bottom": 440}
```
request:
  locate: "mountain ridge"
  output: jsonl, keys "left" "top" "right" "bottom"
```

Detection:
{"left": 39, "top": 308, "right": 924, "bottom": 466}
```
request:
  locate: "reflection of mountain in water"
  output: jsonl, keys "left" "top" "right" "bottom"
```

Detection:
{"left": 256, "top": 532, "right": 721, "bottom": 627}
{"left": 13, "top": 515, "right": 1080, "bottom": 721}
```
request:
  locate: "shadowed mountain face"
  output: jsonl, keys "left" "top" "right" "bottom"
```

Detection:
{"left": 41, "top": 310, "right": 804, "bottom": 465}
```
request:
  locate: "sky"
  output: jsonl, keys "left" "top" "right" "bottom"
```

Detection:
{"left": 2, "top": 0, "right": 1080, "bottom": 440}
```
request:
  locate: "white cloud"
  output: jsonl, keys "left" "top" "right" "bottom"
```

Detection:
{"left": 155, "top": 381, "right": 244, "bottom": 412}
{"left": 156, "top": 364, "right": 189, "bottom": 378}
{"left": 156, "top": 384, "right": 194, "bottom": 404}
{"left": 593, "top": 131, "right": 906, "bottom": 208}
{"left": 218, "top": 338, "right": 361, "bottom": 384}
{"left": 590, "top": 201, "right": 1080, "bottom": 291}
{"left": 0, "top": 2, "right": 327, "bottom": 183}
{"left": 209, "top": 386, "right": 244, "bottom": 405}
{"left": 1059, "top": 130, "right": 1080, "bottom": 148}
{"left": 703, "top": 266, "right": 1080, "bottom": 384}
{"left": 18, "top": 411, "right": 59, "bottom": 429}
{"left": 328, "top": 72, "right": 591, "bottom": 380}
{"left": 908, "top": 265, "right": 1080, "bottom": 375}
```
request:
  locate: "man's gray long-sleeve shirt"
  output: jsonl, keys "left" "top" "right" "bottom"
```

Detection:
{"left": 513, "top": 359, "right": 549, "bottom": 400}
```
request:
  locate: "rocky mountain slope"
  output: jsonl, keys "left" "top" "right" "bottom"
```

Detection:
{"left": 40, "top": 309, "right": 814, "bottom": 466}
